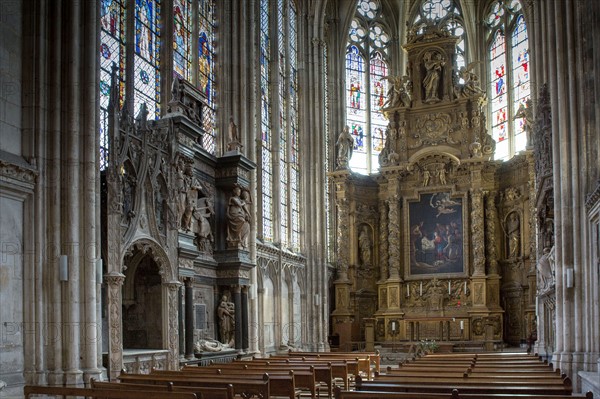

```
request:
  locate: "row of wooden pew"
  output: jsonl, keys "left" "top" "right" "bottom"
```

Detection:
{"left": 23, "top": 350, "right": 380, "bottom": 398}
{"left": 333, "top": 352, "right": 593, "bottom": 399}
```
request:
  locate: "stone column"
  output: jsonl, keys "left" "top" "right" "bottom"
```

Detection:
{"left": 485, "top": 191, "right": 499, "bottom": 275}
{"left": 105, "top": 272, "right": 125, "bottom": 380}
{"left": 387, "top": 194, "right": 401, "bottom": 280}
{"left": 165, "top": 281, "right": 182, "bottom": 370}
{"left": 471, "top": 189, "right": 486, "bottom": 276}
{"left": 379, "top": 199, "right": 389, "bottom": 281}
{"left": 185, "top": 279, "right": 194, "bottom": 359}
{"left": 241, "top": 286, "right": 249, "bottom": 352}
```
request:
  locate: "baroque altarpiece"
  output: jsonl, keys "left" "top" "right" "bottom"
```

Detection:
{"left": 331, "top": 24, "right": 538, "bottom": 348}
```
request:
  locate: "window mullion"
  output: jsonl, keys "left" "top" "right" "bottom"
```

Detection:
{"left": 365, "top": 48, "right": 372, "bottom": 174}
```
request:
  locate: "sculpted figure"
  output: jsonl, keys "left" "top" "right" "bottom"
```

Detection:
{"left": 514, "top": 99, "right": 534, "bottom": 148}
{"left": 536, "top": 246, "right": 555, "bottom": 292}
{"left": 358, "top": 225, "right": 372, "bottom": 266}
{"left": 217, "top": 295, "right": 235, "bottom": 346}
{"left": 336, "top": 125, "right": 354, "bottom": 169}
{"left": 194, "top": 338, "right": 231, "bottom": 353}
{"left": 227, "top": 116, "right": 243, "bottom": 151}
{"left": 226, "top": 185, "right": 251, "bottom": 249}
{"left": 423, "top": 51, "right": 445, "bottom": 102}
{"left": 506, "top": 212, "right": 521, "bottom": 259}
{"left": 194, "top": 197, "right": 214, "bottom": 253}
{"left": 459, "top": 62, "right": 484, "bottom": 97}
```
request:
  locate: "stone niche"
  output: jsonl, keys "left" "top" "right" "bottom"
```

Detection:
{"left": 330, "top": 21, "right": 535, "bottom": 349}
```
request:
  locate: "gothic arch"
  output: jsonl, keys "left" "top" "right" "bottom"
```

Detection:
{"left": 122, "top": 238, "right": 176, "bottom": 282}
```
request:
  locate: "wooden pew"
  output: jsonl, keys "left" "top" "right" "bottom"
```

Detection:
{"left": 334, "top": 386, "right": 594, "bottom": 399}
{"left": 184, "top": 364, "right": 318, "bottom": 398}
{"left": 91, "top": 380, "right": 235, "bottom": 399}
{"left": 118, "top": 371, "right": 270, "bottom": 399}
{"left": 24, "top": 385, "right": 197, "bottom": 399}
{"left": 283, "top": 352, "right": 378, "bottom": 376}
{"left": 354, "top": 375, "right": 573, "bottom": 396}
{"left": 251, "top": 357, "right": 345, "bottom": 393}
{"left": 151, "top": 369, "right": 297, "bottom": 399}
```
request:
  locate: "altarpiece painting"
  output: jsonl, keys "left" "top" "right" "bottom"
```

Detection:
{"left": 408, "top": 192, "right": 464, "bottom": 276}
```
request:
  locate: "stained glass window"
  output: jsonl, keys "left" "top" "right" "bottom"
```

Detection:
{"left": 345, "top": 0, "right": 390, "bottom": 174}
{"left": 412, "top": 0, "right": 466, "bottom": 69}
{"left": 100, "top": 0, "right": 126, "bottom": 170}
{"left": 289, "top": 0, "right": 300, "bottom": 251}
{"left": 199, "top": 0, "right": 217, "bottom": 153}
{"left": 486, "top": 0, "right": 530, "bottom": 160}
{"left": 260, "top": 0, "right": 273, "bottom": 241}
{"left": 173, "top": 0, "right": 192, "bottom": 81}
{"left": 134, "top": 0, "right": 161, "bottom": 119}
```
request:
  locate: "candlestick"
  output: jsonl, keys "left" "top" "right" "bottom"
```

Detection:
{"left": 420, "top": 282, "right": 423, "bottom": 296}
{"left": 448, "top": 280, "right": 451, "bottom": 295}
{"left": 407, "top": 284, "right": 410, "bottom": 297}
{"left": 464, "top": 281, "right": 467, "bottom": 294}
{"left": 460, "top": 320, "right": 464, "bottom": 330}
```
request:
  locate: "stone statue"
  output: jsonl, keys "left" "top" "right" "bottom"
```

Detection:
{"left": 423, "top": 51, "right": 445, "bottom": 103}
{"left": 422, "top": 169, "right": 431, "bottom": 186}
{"left": 194, "top": 197, "right": 214, "bottom": 253}
{"left": 227, "top": 116, "right": 243, "bottom": 152}
{"left": 226, "top": 185, "right": 251, "bottom": 249}
{"left": 176, "top": 158, "right": 204, "bottom": 232}
{"left": 217, "top": 295, "right": 235, "bottom": 346}
{"left": 536, "top": 246, "right": 555, "bottom": 292}
{"left": 358, "top": 225, "right": 372, "bottom": 266}
{"left": 194, "top": 338, "right": 231, "bottom": 353}
{"left": 459, "top": 62, "right": 484, "bottom": 97}
{"left": 515, "top": 99, "right": 534, "bottom": 148}
{"left": 506, "top": 212, "right": 521, "bottom": 259}
{"left": 336, "top": 125, "right": 354, "bottom": 169}
{"left": 381, "top": 75, "right": 412, "bottom": 109}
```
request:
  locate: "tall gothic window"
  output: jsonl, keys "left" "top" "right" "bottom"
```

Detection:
{"left": 486, "top": 0, "right": 530, "bottom": 160}
{"left": 259, "top": 0, "right": 301, "bottom": 250}
{"left": 259, "top": 0, "right": 273, "bottom": 241}
{"left": 99, "top": 0, "right": 217, "bottom": 170}
{"left": 134, "top": 0, "right": 161, "bottom": 120}
{"left": 345, "top": 0, "right": 391, "bottom": 175}
{"left": 412, "top": 0, "right": 466, "bottom": 69}
{"left": 100, "top": 0, "right": 126, "bottom": 170}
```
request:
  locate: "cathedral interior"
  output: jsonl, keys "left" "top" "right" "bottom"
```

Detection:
{"left": 0, "top": 0, "right": 599, "bottom": 397}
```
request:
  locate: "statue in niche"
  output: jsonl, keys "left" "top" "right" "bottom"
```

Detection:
{"left": 358, "top": 225, "right": 372, "bottom": 266}
{"left": 438, "top": 167, "right": 447, "bottom": 185}
{"left": 514, "top": 99, "right": 534, "bottom": 148}
{"left": 536, "top": 246, "right": 555, "bottom": 292}
{"left": 336, "top": 125, "right": 354, "bottom": 169}
{"left": 194, "top": 197, "right": 214, "bottom": 253}
{"left": 422, "top": 169, "right": 431, "bottom": 186}
{"left": 226, "top": 185, "right": 251, "bottom": 249}
{"left": 122, "top": 171, "right": 136, "bottom": 222}
{"left": 227, "top": 117, "right": 243, "bottom": 152}
{"left": 506, "top": 212, "right": 521, "bottom": 259}
{"left": 423, "top": 51, "right": 445, "bottom": 103}
{"left": 217, "top": 295, "right": 235, "bottom": 346}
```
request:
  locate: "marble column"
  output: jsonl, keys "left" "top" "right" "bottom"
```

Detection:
{"left": 185, "top": 279, "right": 194, "bottom": 359}
{"left": 233, "top": 286, "right": 243, "bottom": 350}
{"left": 241, "top": 286, "right": 249, "bottom": 352}
{"left": 178, "top": 287, "right": 184, "bottom": 357}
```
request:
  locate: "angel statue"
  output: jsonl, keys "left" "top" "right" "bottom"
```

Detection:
{"left": 459, "top": 62, "right": 484, "bottom": 97}
{"left": 381, "top": 75, "right": 412, "bottom": 109}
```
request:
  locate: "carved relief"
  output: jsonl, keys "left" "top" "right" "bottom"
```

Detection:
{"left": 387, "top": 195, "right": 401, "bottom": 277}
{"left": 485, "top": 192, "right": 499, "bottom": 275}
{"left": 533, "top": 84, "right": 552, "bottom": 184}
{"left": 414, "top": 113, "right": 453, "bottom": 146}
{"left": 336, "top": 198, "right": 350, "bottom": 279}
{"left": 471, "top": 189, "right": 485, "bottom": 275}
{"left": 379, "top": 200, "right": 389, "bottom": 280}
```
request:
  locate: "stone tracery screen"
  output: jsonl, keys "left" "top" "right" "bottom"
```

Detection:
{"left": 408, "top": 192, "right": 464, "bottom": 276}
